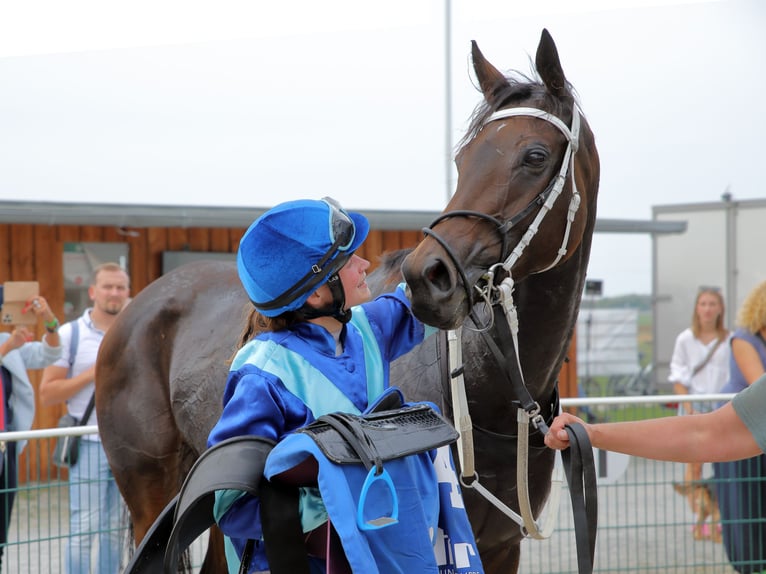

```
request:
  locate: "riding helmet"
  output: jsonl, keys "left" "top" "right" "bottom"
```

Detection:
{"left": 237, "top": 197, "right": 369, "bottom": 318}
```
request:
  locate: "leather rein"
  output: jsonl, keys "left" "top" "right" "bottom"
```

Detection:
{"left": 425, "top": 105, "right": 597, "bottom": 572}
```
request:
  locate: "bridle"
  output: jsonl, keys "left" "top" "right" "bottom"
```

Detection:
{"left": 424, "top": 103, "right": 581, "bottom": 462}
{"left": 424, "top": 105, "right": 581, "bottom": 322}
{"left": 423, "top": 103, "right": 597, "bottom": 571}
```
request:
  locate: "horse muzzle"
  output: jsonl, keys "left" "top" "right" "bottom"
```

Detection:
{"left": 401, "top": 249, "right": 472, "bottom": 330}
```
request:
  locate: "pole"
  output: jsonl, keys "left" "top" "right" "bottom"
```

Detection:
{"left": 444, "top": 0, "right": 453, "bottom": 202}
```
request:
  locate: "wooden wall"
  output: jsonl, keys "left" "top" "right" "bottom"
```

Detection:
{"left": 0, "top": 222, "right": 575, "bottom": 480}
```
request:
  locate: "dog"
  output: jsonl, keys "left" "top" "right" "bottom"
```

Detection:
{"left": 673, "top": 480, "right": 722, "bottom": 542}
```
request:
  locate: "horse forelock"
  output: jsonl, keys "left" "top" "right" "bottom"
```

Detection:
{"left": 457, "top": 71, "right": 576, "bottom": 155}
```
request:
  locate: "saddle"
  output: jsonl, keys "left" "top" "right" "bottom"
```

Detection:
{"left": 125, "top": 393, "right": 458, "bottom": 574}
{"left": 301, "top": 404, "right": 457, "bottom": 466}
{"left": 295, "top": 403, "right": 459, "bottom": 532}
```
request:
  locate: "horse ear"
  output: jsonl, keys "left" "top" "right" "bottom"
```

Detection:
{"left": 471, "top": 40, "right": 510, "bottom": 108}
{"left": 535, "top": 29, "right": 570, "bottom": 101}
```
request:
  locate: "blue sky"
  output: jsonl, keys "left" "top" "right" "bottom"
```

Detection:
{"left": 1, "top": 0, "right": 763, "bottom": 295}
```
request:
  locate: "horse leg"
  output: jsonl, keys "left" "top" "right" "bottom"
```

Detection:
{"left": 107, "top": 413, "right": 184, "bottom": 542}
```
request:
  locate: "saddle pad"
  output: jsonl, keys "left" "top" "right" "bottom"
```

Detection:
{"left": 297, "top": 404, "right": 458, "bottom": 465}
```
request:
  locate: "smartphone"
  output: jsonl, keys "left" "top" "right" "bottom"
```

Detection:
{"left": 0, "top": 281, "right": 40, "bottom": 325}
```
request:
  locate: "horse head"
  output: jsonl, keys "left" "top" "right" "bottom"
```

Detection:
{"left": 402, "top": 29, "right": 600, "bottom": 330}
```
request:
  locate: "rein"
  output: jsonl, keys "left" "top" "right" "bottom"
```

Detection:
{"left": 427, "top": 104, "right": 597, "bottom": 571}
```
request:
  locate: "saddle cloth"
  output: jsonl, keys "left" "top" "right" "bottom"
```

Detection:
{"left": 265, "top": 402, "right": 484, "bottom": 574}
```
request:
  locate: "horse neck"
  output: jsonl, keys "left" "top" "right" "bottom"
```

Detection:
{"left": 514, "top": 217, "right": 595, "bottom": 399}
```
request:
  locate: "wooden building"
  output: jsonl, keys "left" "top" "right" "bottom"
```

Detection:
{"left": 1, "top": 200, "right": 582, "bottom": 479}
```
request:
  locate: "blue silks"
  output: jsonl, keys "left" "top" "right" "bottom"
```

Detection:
{"left": 264, "top": 432, "right": 484, "bottom": 574}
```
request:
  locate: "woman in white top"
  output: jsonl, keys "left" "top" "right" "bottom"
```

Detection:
{"left": 668, "top": 286, "right": 730, "bottom": 487}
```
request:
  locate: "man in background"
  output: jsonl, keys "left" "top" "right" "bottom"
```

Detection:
{"left": 40, "top": 263, "right": 130, "bottom": 574}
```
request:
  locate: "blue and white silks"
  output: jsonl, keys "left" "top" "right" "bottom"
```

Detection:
{"left": 265, "top": 408, "right": 484, "bottom": 574}
{"left": 209, "top": 285, "right": 451, "bottom": 572}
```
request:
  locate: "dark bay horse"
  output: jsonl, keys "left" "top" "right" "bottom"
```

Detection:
{"left": 96, "top": 29, "right": 599, "bottom": 574}
{"left": 398, "top": 29, "right": 600, "bottom": 571}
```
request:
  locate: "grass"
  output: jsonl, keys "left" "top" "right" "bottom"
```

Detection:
{"left": 577, "top": 310, "right": 683, "bottom": 423}
{"left": 610, "top": 404, "right": 676, "bottom": 422}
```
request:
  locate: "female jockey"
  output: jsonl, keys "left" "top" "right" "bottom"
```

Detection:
{"left": 208, "top": 198, "right": 481, "bottom": 573}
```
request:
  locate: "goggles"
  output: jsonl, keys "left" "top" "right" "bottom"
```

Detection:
{"left": 324, "top": 196, "right": 356, "bottom": 255}
{"left": 255, "top": 197, "right": 355, "bottom": 312}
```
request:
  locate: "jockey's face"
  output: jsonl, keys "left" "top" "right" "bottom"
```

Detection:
{"left": 337, "top": 254, "right": 371, "bottom": 309}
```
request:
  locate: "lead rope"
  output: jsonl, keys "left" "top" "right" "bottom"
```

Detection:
{"left": 499, "top": 278, "right": 565, "bottom": 540}
{"left": 448, "top": 325, "right": 564, "bottom": 537}
{"left": 500, "top": 276, "right": 597, "bottom": 569}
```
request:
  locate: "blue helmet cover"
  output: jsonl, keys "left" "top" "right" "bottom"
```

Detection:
{"left": 237, "top": 198, "right": 369, "bottom": 316}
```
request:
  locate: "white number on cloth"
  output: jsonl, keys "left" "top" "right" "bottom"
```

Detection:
{"left": 433, "top": 446, "right": 464, "bottom": 509}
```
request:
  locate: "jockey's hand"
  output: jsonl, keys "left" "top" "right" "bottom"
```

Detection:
{"left": 544, "top": 412, "right": 590, "bottom": 451}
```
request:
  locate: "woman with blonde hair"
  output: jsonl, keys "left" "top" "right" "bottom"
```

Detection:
{"left": 545, "top": 280, "right": 766, "bottom": 573}
{"left": 668, "top": 287, "right": 730, "bottom": 499}
{"left": 714, "top": 280, "right": 766, "bottom": 572}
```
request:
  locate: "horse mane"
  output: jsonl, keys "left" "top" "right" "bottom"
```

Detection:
{"left": 367, "top": 248, "right": 413, "bottom": 297}
{"left": 457, "top": 69, "right": 577, "bottom": 154}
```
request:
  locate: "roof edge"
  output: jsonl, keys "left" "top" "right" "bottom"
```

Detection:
{"left": 0, "top": 200, "right": 684, "bottom": 234}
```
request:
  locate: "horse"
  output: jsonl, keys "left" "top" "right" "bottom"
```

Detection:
{"left": 96, "top": 28, "right": 599, "bottom": 574}
{"left": 396, "top": 28, "right": 600, "bottom": 571}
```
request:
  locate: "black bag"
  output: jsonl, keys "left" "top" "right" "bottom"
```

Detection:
{"left": 51, "top": 320, "right": 92, "bottom": 469}
{"left": 52, "top": 392, "right": 95, "bottom": 469}
{"left": 52, "top": 413, "right": 81, "bottom": 467}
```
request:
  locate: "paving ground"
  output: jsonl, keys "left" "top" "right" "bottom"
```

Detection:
{"left": 519, "top": 457, "right": 738, "bottom": 574}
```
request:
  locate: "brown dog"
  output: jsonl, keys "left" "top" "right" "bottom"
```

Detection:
{"left": 673, "top": 481, "right": 722, "bottom": 542}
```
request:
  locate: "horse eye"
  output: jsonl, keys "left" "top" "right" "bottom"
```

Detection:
{"left": 524, "top": 148, "right": 548, "bottom": 168}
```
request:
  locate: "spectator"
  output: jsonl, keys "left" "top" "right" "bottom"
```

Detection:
{"left": 545, "top": 280, "right": 766, "bottom": 574}
{"left": 668, "top": 286, "right": 729, "bottom": 536}
{"left": 713, "top": 280, "right": 766, "bottom": 573}
{"left": 40, "top": 263, "right": 130, "bottom": 574}
{"left": 0, "top": 294, "right": 61, "bottom": 569}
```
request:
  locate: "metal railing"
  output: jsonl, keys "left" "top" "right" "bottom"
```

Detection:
{"left": 519, "top": 393, "right": 752, "bottom": 574}
{"left": 4, "top": 426, "right": 206, "bottom": 573}
{"left": 1, "top": 393, "right": 761, "bottom": 573}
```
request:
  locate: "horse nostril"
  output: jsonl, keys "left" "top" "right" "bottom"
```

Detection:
{"left": 424, "top": 258, "right": 453, "bottom": 294}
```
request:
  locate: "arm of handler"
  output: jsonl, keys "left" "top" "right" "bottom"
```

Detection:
{"left": 545, "top": 401, "right": 761, "bottom": 463}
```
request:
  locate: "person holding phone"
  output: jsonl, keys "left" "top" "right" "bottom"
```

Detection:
{"left": 0, "top": 293, "right": 61, "bottom": 569}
